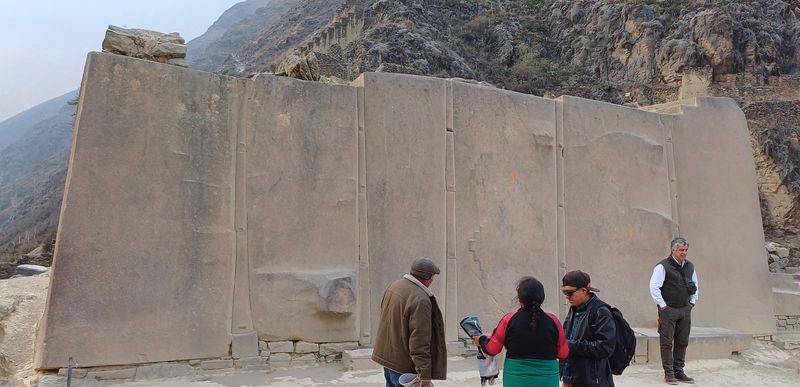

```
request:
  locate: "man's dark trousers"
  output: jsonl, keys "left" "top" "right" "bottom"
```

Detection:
{"left": 658, "top": 305, "right": 692, "bottom": 374}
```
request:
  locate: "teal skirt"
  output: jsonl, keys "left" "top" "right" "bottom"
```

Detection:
{"left": 502, "top": 357, "right": 560, "bottom": 387}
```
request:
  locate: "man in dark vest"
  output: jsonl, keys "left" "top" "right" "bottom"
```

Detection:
{"left": 649, "top": 237, "right": 699, "bottom": 385}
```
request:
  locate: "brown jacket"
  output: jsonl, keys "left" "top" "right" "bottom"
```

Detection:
{"left": 372, "top": 276, "right": 447, "bottom": 380}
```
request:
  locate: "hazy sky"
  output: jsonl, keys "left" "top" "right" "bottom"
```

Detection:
{"left": 0, "top": 0, "right": 243, "bottom": 122}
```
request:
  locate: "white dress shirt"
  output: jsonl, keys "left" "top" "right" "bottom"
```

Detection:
{"left": 649, "top": 257, "right": 699, "bottom": 308}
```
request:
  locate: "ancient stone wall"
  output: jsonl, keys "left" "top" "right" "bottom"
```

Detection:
{"left": 35, "top": 52, "right": 774, "bottom": 369}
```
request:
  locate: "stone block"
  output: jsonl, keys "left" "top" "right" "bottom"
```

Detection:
{"left": 561, "top": 96, "right": 675, "bottom": 326}
{"left": 86, "top": 367, "right": 137, "bottom": 380}
{"left": 35, "top": 52, "right": 236, "bottom": 369}
{"left": 259, "top": 350, "right": 271, "bottom": 357}
{"left": 268, "top": 341, "right": 294, "bottom": 353}
{"left": 246, "top": 75, "right": 358, "bottom": 343}
{"left": 199, "top": 359, "right": 234, "bottom": 370}
{"left": 292, "top": 353, "right": 318, "bottom": 362}
{"left": 58, "top": 367, "right": 88, "bottom": 378}
{"left": 669, "top": 97, "right": 775, "bottom": 334}
{"left": 235, "top": 356, "right": 269, "bottom": 371}
{"left": 356, "top": 73, "right": 448, "bottom": 340}
{"left": 294, "top": 341, "right": 320, "bottom": 353}
{"left": 342, "top": 348, "right": 380, "bottom": 371}
{"left": 269, "top": 353, "right": 291, "bottom": 362}
{"left": 636, "top": 327, "right": 750, "bottom": 362}
{"left": 635, "top": 332, "right": 648, "bottom": 361}
{"left": 452, "top": 81, "right": 559, "bottom": 330}
{"left": 258, "top": 341, "right": 268, "bottom": 351}
{"left": 135, "top": 363, "right": 194, "bottom": 380}
{"left": 319, "top": 342, "right": 359, "bottom": 356}
{"left": 232, "top": 332, "right": 259, "bottom": 359}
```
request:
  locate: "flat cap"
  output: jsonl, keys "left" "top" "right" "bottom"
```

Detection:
{"left": 410, "top": 257, "right": 440, "bottom": 279}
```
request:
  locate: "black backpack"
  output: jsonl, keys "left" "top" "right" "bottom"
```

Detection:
{"left": 591, "top": 304, "right": 637, "bottom": 375}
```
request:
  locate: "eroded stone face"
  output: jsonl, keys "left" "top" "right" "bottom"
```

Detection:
{"left": 102, "top": 25, "right": 187, "bottom": 66}
{"left": 36, "top": 53, "right": 774, "bottom": 370}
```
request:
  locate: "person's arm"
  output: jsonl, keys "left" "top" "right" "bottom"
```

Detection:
{"left": 477, "top": 313, "right": 513, "bottom": 356}
{"left": 546, "top": 312, "right": 570, "bottom": 359}
{"left": 408, "top": 298, "right": 433, "bottom": 380}
{"left": 649, "top": 264, "right": 667, "bottom": 308}
{"left": 567, "top": 306, "right": 616, "bottom": 359}
{"left": 690, "top": 269, "right": 699, "bottom": 305}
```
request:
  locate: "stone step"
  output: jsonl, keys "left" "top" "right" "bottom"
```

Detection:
{"left": 773, "top": 332, "right": 800, "bottom": 350}
{"left": 343, "top": 328, "right": 749, "bottom": 371}
{"left": 633, "top": 327, "right": 751, "bottom": 363}
{"left": 342, "top": 348, "right": 380, "bottom": 371}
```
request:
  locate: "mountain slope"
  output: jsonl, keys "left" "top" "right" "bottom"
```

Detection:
{"left": 0, "top": 91, "right": 75, "bottom": 152}
{"left": 188, "top": 0, "right": 300, "bottom": 71}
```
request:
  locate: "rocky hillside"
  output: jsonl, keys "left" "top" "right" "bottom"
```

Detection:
{"left": 3, "top": 0, "right": 800, "bottom": 274}
{"left": 0, "top": 92, "right": 75, "bottom": 268}
{"left": 187, "top": 0, "right": 299, "bottom": 71}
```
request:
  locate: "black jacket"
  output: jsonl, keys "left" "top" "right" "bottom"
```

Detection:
{"left": 561, "top": 294, "right": 616, "bottom": 387}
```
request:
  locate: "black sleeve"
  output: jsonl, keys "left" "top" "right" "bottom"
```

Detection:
{"left": 567, "top": 306, "right": 616, "bottom": 358}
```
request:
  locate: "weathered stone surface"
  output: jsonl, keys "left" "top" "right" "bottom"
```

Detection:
{"left": 669, "top": 97, "right": 776, "bottom": 334}
{"left": 134, "top": 363, "right": 194, "bottom": 380}
{"left": 561, "top": 95, "right": 675, "bottom": 327}
{"left": 777, "top": 247, "right": 790, "bottom": 258}
{"left": 356, "top": 72, "right": 447, "bottom": 341}
{"left": 58, "top": 367, "right": 88, "bottom": 378}
{"left": 234, "top": 356, "right": 268, "bottom": 370}
{"left": 292, "top": 353, "right": 317, "bottom": 362}
{"left": 268, "top": 353, "right": 291, "bottom": 362}
{"left": 199, "top": 359, "right": 233, "bottom": 370}
{"left": 246, "top": 75, "right": 359, "bottom": 343}
{"left": 341, "top": 349, "right": 379, "bottom": 371}
{"left": 35, "top": 52, "right": 237, "bottom": 369}
{"left": 232, "top": 332, "right": 259, "bottom": 359}
{"left": 85, "top": 367, "right": 136, "bottom": 380}
{"left": 267, "top": 341, "right": 294, "bottom": 353}
{"left": 453, "top": 81, "right": 558, "bottom": 331}
{"left": 102, "top": 25, "right": 186, "bottom": 65}
{"left": 319, "top": 342, "right": 359, "bottom": 356}
{"left": 294, "top": 341, "right": 319, "bottom": 353}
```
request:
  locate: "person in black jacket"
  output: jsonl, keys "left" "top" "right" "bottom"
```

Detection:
{"left": 560, "top": 270, "right": 616, "bottom": 387}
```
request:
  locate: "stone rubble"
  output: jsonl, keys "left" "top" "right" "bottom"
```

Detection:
{"left": 102, "top": 25, "right": 187, "bottom": 67}
{"left": 767, "top": 240, "right": 796, "bottom": 272}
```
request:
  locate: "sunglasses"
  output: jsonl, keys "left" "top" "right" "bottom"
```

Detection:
{"left": 562, "top": 288, "right": 584, "bottom": 297}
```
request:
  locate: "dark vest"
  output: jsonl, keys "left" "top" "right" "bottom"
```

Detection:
{"left": 659, "top": 257, "right": 697, "bottom": 307}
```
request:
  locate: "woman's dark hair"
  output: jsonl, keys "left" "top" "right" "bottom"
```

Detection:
{"left": 516, "top": 276, "right": 545, "bottom": 331}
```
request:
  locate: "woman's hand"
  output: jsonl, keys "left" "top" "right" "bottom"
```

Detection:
{"left": 471, "top": 336, "right": 481, "bottom": 348}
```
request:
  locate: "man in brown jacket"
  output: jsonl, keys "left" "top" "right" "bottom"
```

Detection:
{"left": 372, "top": 257, "right": 447, "bottom": 387}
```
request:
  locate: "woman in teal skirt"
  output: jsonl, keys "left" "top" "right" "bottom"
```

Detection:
{"left": 472, "top": 276, "right": 569, "bottom": 387}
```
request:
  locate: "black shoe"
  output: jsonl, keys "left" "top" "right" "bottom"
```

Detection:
{"left": 674, "top": 371, "right": 695, "bottom": 384}
{"left": 665, "top": 374, "right": 679, "bottom": 385}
